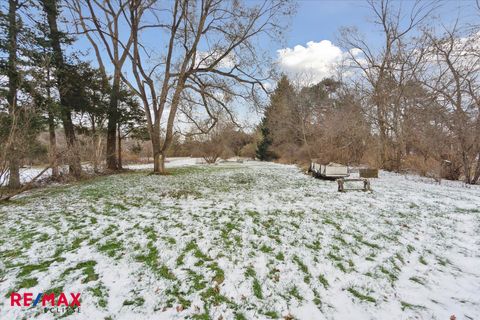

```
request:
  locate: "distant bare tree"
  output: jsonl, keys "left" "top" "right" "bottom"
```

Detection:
{"left": 339, "top": 0, "right": 436, "bottom": 170}
{"left": 421, "top": 23, "right": 480, "bottom": 184}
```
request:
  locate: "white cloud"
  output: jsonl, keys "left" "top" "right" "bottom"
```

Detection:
{"left": 277, "top": 40, "right": 349, "bottom": 84}
{"left": 195, "top": 50, "right": 236, "bottom": 69}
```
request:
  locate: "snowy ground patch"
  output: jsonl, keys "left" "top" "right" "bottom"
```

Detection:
{"left": 0, "top": 161, "right": 479, "bottom": 319}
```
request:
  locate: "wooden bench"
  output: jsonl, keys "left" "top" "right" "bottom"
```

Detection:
{"left": 336, "top": 178, "right": 371, "bottom": 192}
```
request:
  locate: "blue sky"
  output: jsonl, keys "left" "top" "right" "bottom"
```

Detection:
{"left": 272, "top": 0, "right": 478, "bottom": 82}
{"left": 284, "top": 0, "right": 476, "bottom": 47}
{"left": 71, "top": 0, "right": 478, "bottom": 84}
{"left": 69, "top": 0, "right": 479, "bottom": 127}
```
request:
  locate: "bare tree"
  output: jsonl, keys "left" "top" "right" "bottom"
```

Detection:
{"left": 420, "top": 23, "right": 480, "bottom": 183}
{"left": 71, "top": 0, "right": 292, "bottom": 174}
{"left": 339, "top": 0, "right": 436, "bottom": 170}
{"left": 69, "top": 0, "right": 135, "bottom": 171}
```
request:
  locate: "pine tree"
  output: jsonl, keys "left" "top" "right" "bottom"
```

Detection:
{"left": 256, "top": 117, "right": 273, "bottom": 161}
{"left": 41, "top": 0, "right": 82, "bottom": 177}
{"left": 256, "top": 75, "right": 297, "bottom": 160}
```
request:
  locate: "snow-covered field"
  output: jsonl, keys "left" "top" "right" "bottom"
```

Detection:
{"left": 0, "top": 161, "right": 479, "bottom": 319}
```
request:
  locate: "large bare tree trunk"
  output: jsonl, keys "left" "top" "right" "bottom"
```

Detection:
{"left": 43, "top": 0, "right": 82, "bottom": 178}
{"left": 151, "top": 131, "right": 162, "bottom": 174}
{"left": 6, "top": 0, "right": 21, "bottom": 189}
{"left": 159, "top": 153, "right": 166, "bottom": 174}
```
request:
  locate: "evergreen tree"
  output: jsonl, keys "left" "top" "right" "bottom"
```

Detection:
{"left": 256, "top": 75, "right": 297, "bottom": 160}
{"left": 255, "top": 117, "right": 273, "bottom": 161}
{"left": 41, "top": 0, "right": 82, "bottom": 177}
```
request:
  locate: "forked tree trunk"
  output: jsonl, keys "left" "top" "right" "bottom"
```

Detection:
{"left": 153, "top": 152, "right": 160, "bottom": 173}
{"left": 152, "top": 150, "right": 167, "bottom": 174}
{"left": 159, "top": 153, "right": 166, "bottom": 174}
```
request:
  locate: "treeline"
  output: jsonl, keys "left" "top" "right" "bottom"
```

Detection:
{"left": 257, "top": 1, "right": 480, "bottom": 184}
{"left": 257, "top": 76, "right": 369, "bottom": 166}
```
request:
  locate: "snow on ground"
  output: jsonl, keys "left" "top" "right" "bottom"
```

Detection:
{"left": 0, "top": 161, "right": 479, "bottom": 319}
{"left": 1, "top": 157, "right": 201, "bottom": 185}
{"left": 123, "top": 157, "right": 203, "bottom": 170}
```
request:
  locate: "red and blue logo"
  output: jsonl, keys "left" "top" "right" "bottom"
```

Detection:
{"left": 10, "top": 292, "right": 81, "bottom": 313}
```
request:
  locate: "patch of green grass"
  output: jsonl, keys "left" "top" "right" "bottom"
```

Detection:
{"left": 288, "top": 285, "right": 302, "bottom": 301}
{"left": 245, "top": 266, "right": 256, "bottom": 278}
{"left": 163, "top": 236, "right": 176, "bottom": 245}
{"left": 102, "top": 224, "right": 119, "bottom": 236}
{"left": 253, "top": 278, "right": 263, "bottom": 299}
{"left": 307, "top": 239, "right": 321, "bottom": 251}
{"left": 98, "top": 240, "right": 123, "bottom": 258}
{"left": 89, "top": 284, "right": 108, "bottom": 308}
{"left": 260, "top": 244, "right": 274, "bottom": 253}
{"left": 235, "top": 313, "right": 247, "bottom": 320}
{"left": 401, "top": 301, "right": 426, "bottom": 311}
{"left": 407, "top": 244, "right": 415, "bottom": 253}
{"left": 63, "top": 260, "right": 98, "bottom": 283}
{"left": 18, "top": 257, "right": 65, "bottom": 277}
{"left": 395, "top": 253, "right": 405, "bottom": 264}
{"left": 164, "top": 284, "right": 191, "bottom": 309}
{"left": 347, "top": 287, "right": 376, "bottom": 303}
{"left": 293, "top": 256, "right": 308, "bottom": 274}
{"left": 333, "top": 235, "right": 347, "bottom": 245}
{"left": 167, "top": 189, "right": 202, "bottom": 199}
{"left": 293, "top": 255, "right": 311, "bottom": 283}
{"left": 275, "top": 252, "right": 285, "bottom": 261}
{"left": 419, "top": 256, "right": 428, "bottom": 265}
{"left": 16, "top": 277, "right": 38, "bottom": 288}
{"left": 379, "top": 266, "right": 397, "bottom": 282}
{"left": 123, "top": 297, "right": 145, "bottom": 307}
{"left": 187, "top": 270, "right": 207, "bottom": 292}
{"left": 176, "top": 252, "right": 185, "bottom": 266}
{"left": 436, "top": 256, "right": 450, "bottom": 266}
{"left": 327, "top": 252, "right": 342, "bottom": 262}
{"left": 323, "top": 217, "right": 340, "bottom": 230}
{"left": 409, "top": 276, "right": 425, "bottom": 285}
{"left": 37, "top": 233, "right": 50, "bottom": 241}
{"left": 353, "top": 234, "right": 381, "bottom": 249}
{"left": 201, "top": 287, "right": 230, "bottom": 305}
{"left": 336, "top": 262, "right": 347, "bottom": 272}
{"left": 70, "top": 236, "right": 90, "bottom": 251}
{"left": 158, "top": 265, "right": 176, "bottom": 280}
{"left": 208, "top": 262, "right": 225, "bottom": 284}
{"left": 318, "top": 274, "right": 329, "bottom": 289}
{"left": 192, "top": 314, "right": 210, "bottom": 320}
{"left": 264, "top": 310, "right": 279, "bottom": 318}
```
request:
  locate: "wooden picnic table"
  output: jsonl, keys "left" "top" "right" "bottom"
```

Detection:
{"left": 336, "top": 178, "right": 371, "bottom": 192}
